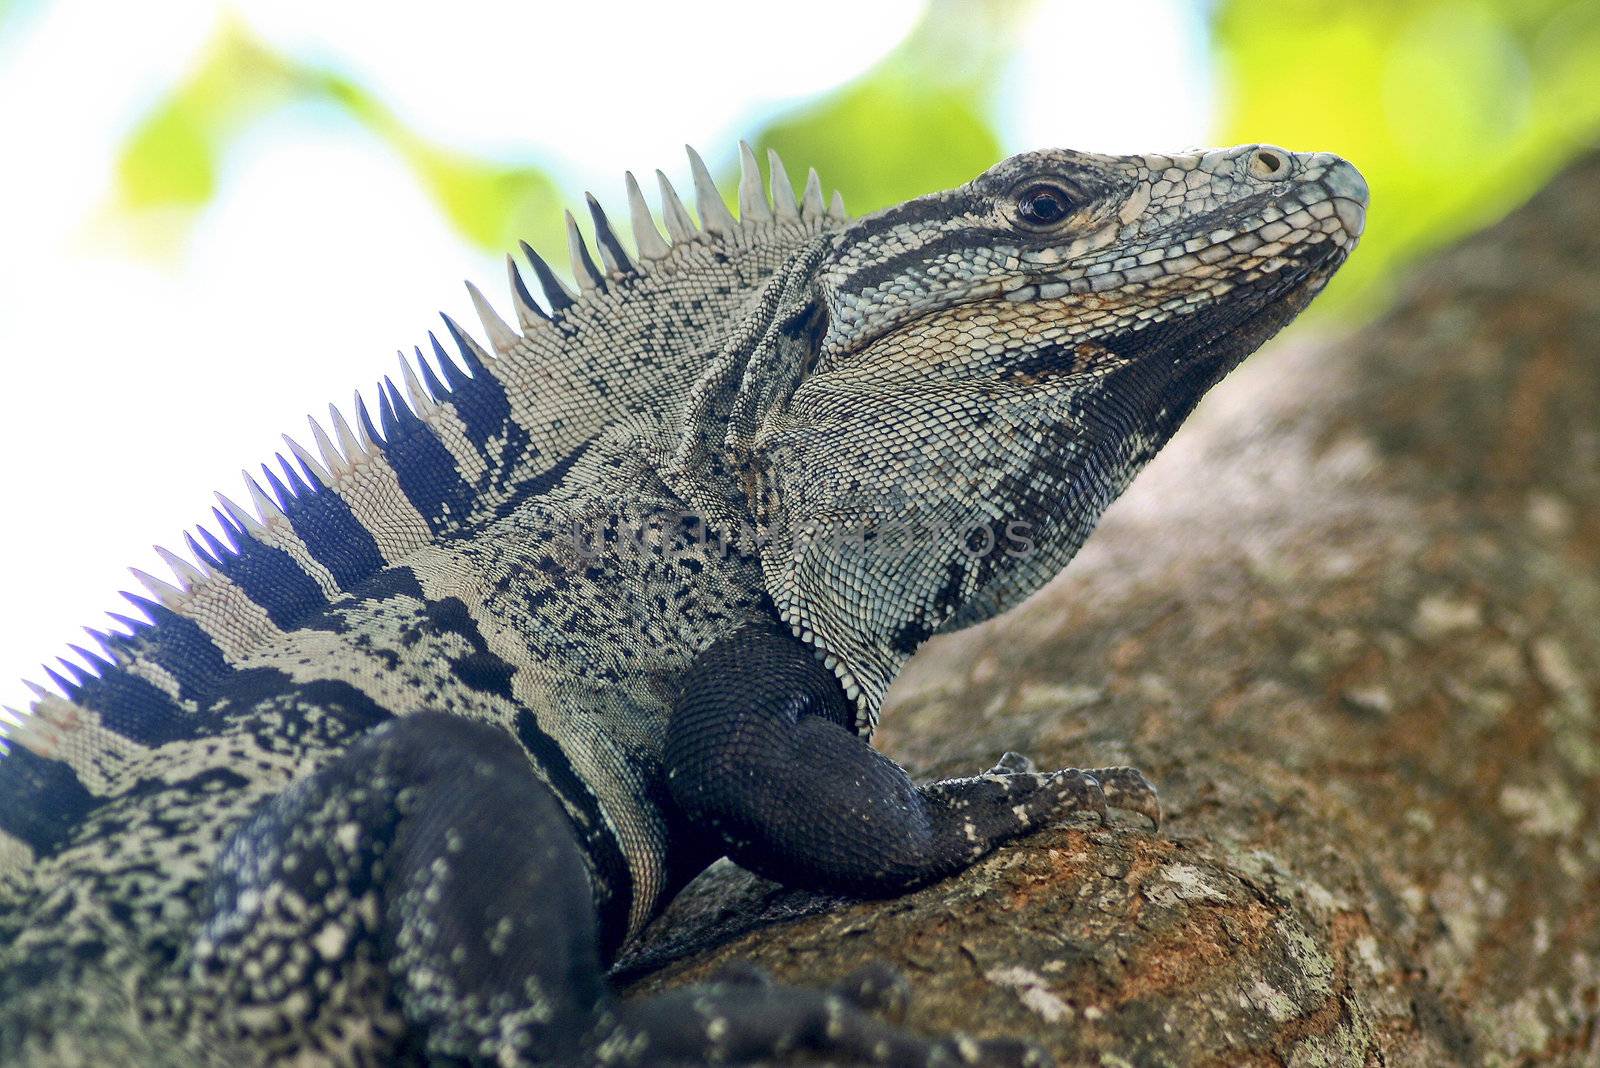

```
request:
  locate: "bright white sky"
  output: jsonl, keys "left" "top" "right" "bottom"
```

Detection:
{"left": 0, "top": 0, "right": 1212, "bottom": 714}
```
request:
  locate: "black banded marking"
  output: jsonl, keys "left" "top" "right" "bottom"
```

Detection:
{"left": 63, "top": 667, "right": 200, "bottom": 749}
{"left": 286, "top": 678, "right": 398, "bottom": 734}
{"left": 216, "top": 667, "right": 398, "bottom": 737}
{"left": 567, "top": 231, "right": 607, "bottom": 293}
{"left": 0, "top": 745, "right": 102, "bottom": 857}
{"left": 296, "top": 564, "right": 425, "bottom": 636}
{"left": 513, "top": 707, "right": 633, "bottom": 958}
{"left": 520, "top": 241, "right": 576, "bottom": 312}
{"left": 349, "top": 564, "right": 426, "bottom": 604}
{"left": 821, "top": 170, "right": 1122, "bottom": 314}
{"left": 838, "top": 189, "right": 972, "bottom": 240}
{"left": 423, "top": 597, "right": 516, "bottom": 699}
{"left": 370, "top": 379, "right": 478, "bottom": 534}
{"left": 434, "top": 323, "right": 541, "bottom": 507}
{"left": 280, "top": 476, "right": 387, "bottom": 589}
{"left": 197, "top": 520, "right": 330, "bottom": 630}
{"left": 829, "top": 223, "right": 1012, "bottom": 310}
{"left": 587, "top": 198, "right": 636, "bottom": 278}
{"left": 520, "top": 441, "right": 590, "bottom": 501}
{"left": 117, "top": 597, "right": 235, "bottom": 707}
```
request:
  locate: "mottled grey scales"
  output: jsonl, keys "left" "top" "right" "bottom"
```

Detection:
{"left": 0, "top": 138, "right": 1365, "bottom": 1065}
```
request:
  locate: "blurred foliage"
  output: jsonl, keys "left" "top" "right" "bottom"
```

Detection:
{"left": 105, "top": 0, "right": 1600, "bottom": 315}
{"left": 113, "top": 19, "right": 564, "bottom": 257}
{"left": 1213, "top": 0, "right": 1600, "bottom": 309}
{"left": 750, "top": 2, "right": 1017, "bottom": 216}
{"left": 0, "top": 0, "right": 44, "bottom": 50}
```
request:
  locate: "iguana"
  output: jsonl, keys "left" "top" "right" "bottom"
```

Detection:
{"left": 0, "top": 139, "right": 1365, "bottom": 1065}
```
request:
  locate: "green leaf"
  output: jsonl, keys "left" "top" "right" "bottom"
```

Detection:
{"left": 115, "top": 22, "right": 297, "bottom": 215}
{"left": 118, "top": 100, "right": 218, "bottom": 210}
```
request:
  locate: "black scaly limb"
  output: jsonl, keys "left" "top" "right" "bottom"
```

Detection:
{"left": 665, "top": 622, "right": 1157, "bottom": 897}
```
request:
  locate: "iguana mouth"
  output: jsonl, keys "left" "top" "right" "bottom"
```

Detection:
{"left": 1109, "top": 247, "right": 1348, "bottom": 366}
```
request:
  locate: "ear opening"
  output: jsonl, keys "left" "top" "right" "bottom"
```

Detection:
{"left": 719, "top": 264, "right": 830, "bottom": 459}
{"left": 793, "top": 302, "right": 828, "bottom": 382}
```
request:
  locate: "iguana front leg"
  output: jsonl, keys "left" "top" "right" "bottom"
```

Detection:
{"left": 666, "top": 621, "right": 1160, "bottom": 897}
{"left": 193, "top": 710, "right": 1049, "bottom": 1066}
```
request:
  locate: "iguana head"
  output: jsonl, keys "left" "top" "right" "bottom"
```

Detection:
{"left": 747, "top": 144, "right": 1367, "bottom": 728}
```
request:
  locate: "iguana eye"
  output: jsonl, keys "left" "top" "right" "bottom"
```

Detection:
{"left": 1014, "top": 183, "right": 1075, "bottom": 227}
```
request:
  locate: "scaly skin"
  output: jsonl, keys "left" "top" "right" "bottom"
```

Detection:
{"left": 0, "top": 141, "right": 1365, "bottom": 1064}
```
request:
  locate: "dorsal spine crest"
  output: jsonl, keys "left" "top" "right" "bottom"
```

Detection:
{"left": 1, "top": 145, "right": 852, "bottom": 737}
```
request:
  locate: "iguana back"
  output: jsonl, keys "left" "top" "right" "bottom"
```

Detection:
{"left": 0, "top": 143, "right": 845, "bottom": 1053}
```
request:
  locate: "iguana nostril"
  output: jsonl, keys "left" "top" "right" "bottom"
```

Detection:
{"left": 1248, "top": 147, "right": 1290, "bottom": 179}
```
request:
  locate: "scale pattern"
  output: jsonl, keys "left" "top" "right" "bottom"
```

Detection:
{"left": 0, "top": 140, "right": 1365, "bottom": 1065}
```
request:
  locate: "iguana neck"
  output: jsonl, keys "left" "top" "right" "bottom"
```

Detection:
{"left": 655, "top": 238, "right": 834, "bottom": 543}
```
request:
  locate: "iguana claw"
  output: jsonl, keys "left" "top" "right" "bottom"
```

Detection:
{"left": 1088, "top": 765, "right": 1163, "bottom": 830}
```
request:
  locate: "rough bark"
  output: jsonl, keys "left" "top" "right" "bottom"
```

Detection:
{"left": 617, "top": 151, "right": 1600, "bottom": 1066}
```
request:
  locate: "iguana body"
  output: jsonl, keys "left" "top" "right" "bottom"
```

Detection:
{"left": 0, "top": 141, "right": 1365, "bottom": 1065}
